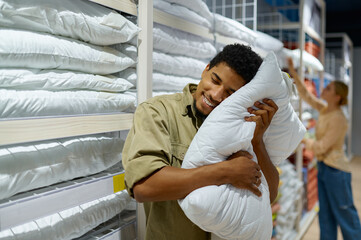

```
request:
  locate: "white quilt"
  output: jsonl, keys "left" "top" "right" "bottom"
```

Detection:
{"left": 0, "top": 89, "right": 136, "bottom": 118}
{"left": 178, "top": 52, "right": 306, "bottom": 239}
{"left": 153, "top": 51, "right": 207, "bottom": 79}
{"left": 0, "top": 0, "right": 140, "bottom": 45}
{"left": 153, "top": 23, "right": 216, "bottom": 59}
{"left": 0, "top": 190, "right": 131, "bottom": 240}
{"left": 0, "top": 29, "right": 135, "bottom": 75}
{"left": 153, "top": 0, "right": 211, "bottom": 28}
{"left": 0, "top": 68, "right": 133, "bottom": 92}
{"left": 0, "top": 134, "right": 125, "bottom": 200}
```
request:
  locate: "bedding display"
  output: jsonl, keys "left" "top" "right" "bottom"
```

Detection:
{"left": 0, "top": 68, "right": 133, "bottom": 92}
{"left": 178, "top": 53, "right": 306, "bottom": 239}
{"left": 0, "top": 89, "right": 137, "bottom": 118}
{"left": 0, "top": 190, "right": 132, "bottom": 240}
{"left": 0, "top": 134, "right": 125, "bottom": 200}
{"left": 0, "top": 0, "right": 140, "bottom": 45}
{"left": 0, "top": 29, "right": 135, "bottom": 75}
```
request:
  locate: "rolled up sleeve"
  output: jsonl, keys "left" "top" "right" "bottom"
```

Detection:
{"left": 122, "top": 102, "right": 172, "bottom": 197}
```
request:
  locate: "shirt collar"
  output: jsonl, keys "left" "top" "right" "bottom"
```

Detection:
{"left": 182, "top": 84, "right": 204, "bottom": 129}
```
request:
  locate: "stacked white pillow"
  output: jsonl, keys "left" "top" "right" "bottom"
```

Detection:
{"left": 0, "top": 29, "right": 135, "bottom": 75}
{"left": 278, "top": 48, "right": 324, "bottom": 71}
{"left": 153, "top": 23, "right": 216, "bottom": 59}
{"left": 0, "top": 134, "right": 125, "bottom": 200}
{"left": 0, "top": 68, "right": 133, "bottom": 92}
{"left": 0, "top": 190, "right": 131, "bottom": 240}
{"left": 153, "top": 0, "right": 211, "bottom": 28}
{"left": 178, "top": 52, "right": 306, "bottom": 239}
{"left": 0, "top": 89, "right": 136, "bottom": 118}
{"left": 0, "top": 0, "right": 140, "bottom": 45}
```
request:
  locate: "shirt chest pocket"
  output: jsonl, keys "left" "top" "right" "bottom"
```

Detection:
{"left": 170, "top": 143, "right": 189, "bottom": 168}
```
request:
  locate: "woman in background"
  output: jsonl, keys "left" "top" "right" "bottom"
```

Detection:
{"left": 288, "top": 58, "right": 361, "bottom": 240}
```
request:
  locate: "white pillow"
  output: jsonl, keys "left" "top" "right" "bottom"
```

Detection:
{"left": 111, "top": 43, "right": 138, "bottom": 62}
{"left": 0, "top": 134, "right": 124, "bottom": 200}
{"left": 279, "top": 48, "right": 324, "bottom": 71}
{"left": 0, "top": 29, "right": 135, "bottom": 75}
{"left": 214, "top": 14, "right": 257, "bottom": 44}
{"left": 0, "top": 191, "right": 131, "bottom": 240}
{"left": 254, "top": 31, "right": 284, "bottom": 52}
{"left": 161, "top": 0, "right": 213, "bottom": 22}
{"left": 153, "top": 72, "right": 199, "bottom": 91}
{"left": 178, "top": 52, "right": 306, "bottom": 239}
{"left": 115, "top": 68, "right": 199, "bottom": 91}
{"left": 153, "top": 0, "right": 211, "bottom": 28}
{"left": 0, "top": 68, "right": 133, "bottom": 92}
{"left": 0, "top": 0, "right": 140, "bottom": 45}
{"left": 153, "top": 51, "right": 207, "bottom": 79}
{"left": 0, "top": 89, "right": 137, "bottom": 118}
{"left": 153, "top": 23, "right": 216, "bottom": 59}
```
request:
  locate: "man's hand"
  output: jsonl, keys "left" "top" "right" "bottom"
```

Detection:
{"left": 244, "top": 99, "right": 280, "bottom": 203}
{"left": 223, "top": 150, "right": 262, "bottom": 197}
{"left": 245, "top": 98, "right": 278, "bottom": 143}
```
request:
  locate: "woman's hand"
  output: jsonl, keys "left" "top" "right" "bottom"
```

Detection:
{"left": 245, "top": 99, "right": 278, "bottom": 144}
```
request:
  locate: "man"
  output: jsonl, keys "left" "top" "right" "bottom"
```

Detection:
{"left": 122, "top": 44, "right": 280, "bottom": 240}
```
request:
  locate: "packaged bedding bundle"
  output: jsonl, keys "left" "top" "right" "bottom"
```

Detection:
{"left": 0, "top": 133, "right": 126, "bottom": 200}
{"left": 178, "top": 52, "right": 306, "bottom": 240}
{"left": 0, "top": 0, "right": 141, "bottom": 117}
{"left": 0, "top": 190, "right": 132, "bottom": 240}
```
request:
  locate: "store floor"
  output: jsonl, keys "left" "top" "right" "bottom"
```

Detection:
{"left": 302, "top": 156, "right": 361, "bottom": 240}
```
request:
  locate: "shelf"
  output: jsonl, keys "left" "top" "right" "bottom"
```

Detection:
{"left": 0, "top": 113, "right": 133, "bottom": 146}
{"left": 294, "top": 202, "right": 319, "bottom": 240}
{"left": 75, "top": 210, "right": 137, "bottom": 240}
{"left": 0, "top": 167, "right": 125, "bottom": 231}
{"left": 89, "top": 0, "right": 137, "bottom": 16}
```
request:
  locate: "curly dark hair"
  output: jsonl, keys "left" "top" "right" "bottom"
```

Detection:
{"left": 209, "top": 44, "right": 263, "bottom": 84}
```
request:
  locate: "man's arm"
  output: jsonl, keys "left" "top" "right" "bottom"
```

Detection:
{"left": 245, "top": 99, "right": 280, "bottom": 203}
{"left": 134, "top": 153, "right": 262, "bottom": 202}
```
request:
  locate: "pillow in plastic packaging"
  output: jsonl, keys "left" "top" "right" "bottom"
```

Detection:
{"left": 0, "top": 0, "right": 140, "bottom": 45}
{"left": 0, "top": 29, "right": 135, "bottom": 75}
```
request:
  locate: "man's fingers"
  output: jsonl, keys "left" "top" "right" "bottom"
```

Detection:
{"left": 249, "top": 185, "right": 262, "bottom": 197}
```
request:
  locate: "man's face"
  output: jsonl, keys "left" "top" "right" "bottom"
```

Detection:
{"left": 193, "top": 62, "right": 246, "bottom": 116}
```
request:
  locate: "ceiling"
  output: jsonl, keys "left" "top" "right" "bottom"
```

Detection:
{"left": 325, "top": 0, "right": 361, "bottom": 47}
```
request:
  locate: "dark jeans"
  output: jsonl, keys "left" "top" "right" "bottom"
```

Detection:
{"left": 317, "top": 161, "right": 361, "bottom": 240}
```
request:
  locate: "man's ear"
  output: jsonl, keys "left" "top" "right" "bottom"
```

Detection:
{"left": 201, "top": 64, "right": 210, "bottom": 78}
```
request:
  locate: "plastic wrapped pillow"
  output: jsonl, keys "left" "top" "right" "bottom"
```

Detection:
{"left": 0, "top": 191, "right": 131, "bottom": 240}
{"left": 153, "top": 0, "right": 211, "bottom": 28}
{"left": 278, "top": 48, "right": 324, "bottom": 71}
{"left": 153, "top": 23, "right": 216, "bottom": 59}
{"left": 0, "top": 134, "right": 125, "bottom": 200}
{"left": 0, "top": 68, "right": 133, "bottom": 92}
{"left": 161, "top": 0, "right": 213, "bottom": 21}
{"left": 0, "top": 89, "right": 136, "bottom": 118}
{"left": 178, "top": 52, "right": 306, "bottom": 240}
{"left": 0, "top": 29, "right": 135, "bottom": 75}
{"left": 153, "top": 51, "right": 207, "bottom": 79}
{"left": 214, "top": 14, "right": 257, "bottom": 44}
{"left": 0, "top": 0, "right": 140, "bottom": 45}
{"left": 254, "top": 31, "right": 284, "bottom": 52}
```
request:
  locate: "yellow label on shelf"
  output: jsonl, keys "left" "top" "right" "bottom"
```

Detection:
{"left": 113, "top": 173, "right": 125, "bottom": 193}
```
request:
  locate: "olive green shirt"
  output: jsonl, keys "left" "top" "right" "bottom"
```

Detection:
{"left": 122, "top": 84, "right": 210, "bottom": 240}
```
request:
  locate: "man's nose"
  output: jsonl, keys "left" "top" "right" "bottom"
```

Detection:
{"left": 211, "top": 86, "right": 225, "bottom": 103}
